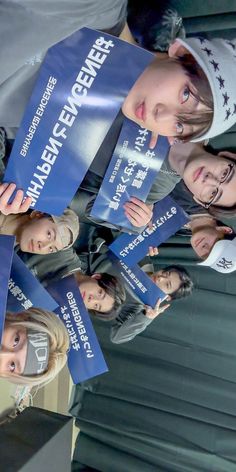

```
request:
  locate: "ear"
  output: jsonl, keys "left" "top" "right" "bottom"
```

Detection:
{"left": 168, "top": 40, "right": 189, "bottom": 58}
{"left": 218, "top": 151, "right": 236, "bottom": 161}
{"left": 91, "top": 273, "right": 102, "bottom": 280}
{"left": 216, "top": 225, "right": 233, "bottom": 235}
{"left": 30, "top": 210, "right": 43, "bottom": 219}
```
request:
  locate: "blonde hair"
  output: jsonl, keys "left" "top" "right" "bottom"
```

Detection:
{"left": 1, "top": 308, "right": 69, "bottom": 388}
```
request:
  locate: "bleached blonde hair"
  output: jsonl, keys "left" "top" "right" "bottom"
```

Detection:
{"left": 1, "top": 308, "right": 69, "bottom": 388}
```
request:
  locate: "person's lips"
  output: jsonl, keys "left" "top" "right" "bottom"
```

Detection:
{"left": 193, "top": 166, "right": 204, "bottom": 183}
{"left": 135, "top": 102, "right": 146, "bottom": 122}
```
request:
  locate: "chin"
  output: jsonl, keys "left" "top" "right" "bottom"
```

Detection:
{"left": 19, "top": 242, "right": 27, "bottom": 253}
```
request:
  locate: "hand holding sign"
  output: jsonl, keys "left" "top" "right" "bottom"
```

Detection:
{"left": 0, "top": 183, "right": 31, "bottom": 215}
{"left": 148, "top": 246, "right": 159, "bottom": 257}
{"left": 149, "top": 131, "right": 159, "bottom": 150}
{"left": 145, "top": 298, "right": 170, "bottom": 319}
{"left": 123, "top": 197, "right": 153, "bottom": 227}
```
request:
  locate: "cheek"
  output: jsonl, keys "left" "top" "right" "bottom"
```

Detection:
{"left": 156, "top": 279, "right": 164, "bottom": 290}
{"left": 207, "top": 233, "right": 218, "bottom": 248}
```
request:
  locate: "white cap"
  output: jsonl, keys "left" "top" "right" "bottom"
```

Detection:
{"left": 176, "top": 37, "right": 236, "bottom": 142}
{"left": 199, "top": 237, "right": 236, "bottom": 274}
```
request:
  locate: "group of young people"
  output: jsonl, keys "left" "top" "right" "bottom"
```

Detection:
{"left": 0, "top": 0, "right": 236, "bottom": 391}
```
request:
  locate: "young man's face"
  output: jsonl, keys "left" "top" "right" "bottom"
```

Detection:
{"left": 183, "top": 153, "right": 236, "bottom": 208}
{"left": 19, "top": 216, "right": 67, "bottom": 254}
{"left": 151, "top": 269, "right": 181, "bottom": 295}
{"left": 191, "top": 226, "right": 221, "bottom": 259}
{"left": 78, "top": 275, "right": 115, "bottom": 313}
{"left": 0, "top": 324, "right": 27, "bottom": 375}
{"left": 122, "top": 57, "right": 205, "bottom": 143}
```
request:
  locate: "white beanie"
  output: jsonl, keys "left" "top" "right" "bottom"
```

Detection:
{"left": 199, "top": 237, "right": 236, "bottom": 274}
{"left": 176, "top": 37, "right": 236, "bottom": 142}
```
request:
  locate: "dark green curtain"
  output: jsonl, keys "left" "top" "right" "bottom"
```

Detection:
{"left": 71, "top": 237, "right": 236, "bottom": 472}
{"left": 71, "top": 3, "right": 236, "bottom": 471}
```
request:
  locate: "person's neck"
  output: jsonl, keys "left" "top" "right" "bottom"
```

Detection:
{"left": 168, "top": 142, "right": 207, "bottom": 176}
{"left": 74, "top": 271, "right": 88, "bottom": 285}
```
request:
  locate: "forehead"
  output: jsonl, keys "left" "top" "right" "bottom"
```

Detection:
{"left": 101, "top": 291, "right": 114, "bottom": 312}
{"left": 32, "top": 216, "right": 54, "bottom": 229}
{"left": 169, "top": 270, "right": 181, "bottom": 290}
{"left": 195, "top": 225, "right": 218, "bottom": 236}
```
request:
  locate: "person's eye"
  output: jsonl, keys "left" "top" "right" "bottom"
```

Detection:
{"left": 176, "top": 122, "right": 184, "bottom": 135}
{"left": 220, "top": 166, "right": 230, "bottom": 182}
{"left": 13, "top": 334, "right": 20, "bottom": 348}
{"left": 209, "top": 189, "right": 218, "bottom": 202}
{"left": 47, "top": 231, "right": 51, "bottom": 240}
{"left": 9, "top": 361, "right": 15, "bottom": 373}
{"left": 48, "top": 246, "right": 53, "bottom": 254}
{"left": 182, "top": 86, "right": 190, "bottom": 104}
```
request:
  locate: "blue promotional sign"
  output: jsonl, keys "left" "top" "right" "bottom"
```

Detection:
{"left": 90, "top": 118, "right": 169, "bottom": 231}
{"left": 109, "top": 196, "right": 189, "bottom": 266}
{"left": 47, "top": 275, "right": 108, "bottom": 384}
{"left": 4, "top": 28, "right": 153, "bottom": 215}
{"left": 112, "top": 255, "right": 166, "bottom": 308}
{"left": 7, "top": 253, "right": 58, "bottom": 313}
{"left": 0, "top": 235, "right": 15, "bottom": 342}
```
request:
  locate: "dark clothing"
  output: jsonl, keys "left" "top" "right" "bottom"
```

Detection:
{"left": 70, "top": 111, "right": 182, "bottom": 232}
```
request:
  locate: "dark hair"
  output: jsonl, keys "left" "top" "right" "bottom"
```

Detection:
{"left": 90, "top": 273, "right": 126, "bottom": 322}
{"left": 163, "top": 265, "right": 193, "bottom": 300}
{"left": 174, "top": 54, "right": 213, "bottom": 142}
{"left": 208, "top": 205, "right": 236, "bottom": 219}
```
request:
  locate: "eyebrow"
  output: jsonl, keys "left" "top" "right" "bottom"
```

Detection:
{"left": 51, "top": 227, "right": 60, "bottom": 252}
{"left": 52, "top": 227, "right": 57, "bottom": 242}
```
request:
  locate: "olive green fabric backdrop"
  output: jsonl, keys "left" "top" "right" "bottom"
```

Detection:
{"left": 71, "top": 237, "right": 236, "bottom": 472}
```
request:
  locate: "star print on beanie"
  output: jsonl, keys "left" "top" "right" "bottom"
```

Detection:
{"left": 176, "top": 37, "right": 236, "bottom": 142}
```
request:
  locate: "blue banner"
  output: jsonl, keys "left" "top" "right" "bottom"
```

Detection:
{"left": 7, "top": 253, "right": 58, "bottom": 313}
{"left": 90, "top": 118, "right": 169, "bottom": 231}
{"left": 111, "top": 255, "right": 166, "bottom": 308}
{"left": 47, "top": 275, "right": 108, "bottom": 384}
{"left": 109, "top": 196, "right": 189, "bottom": 266}
{"left": 4, "top": 28, "right": 153, "bottom": 215}
{"left": 0, "top": 235, "right": 15, "bottom": 342}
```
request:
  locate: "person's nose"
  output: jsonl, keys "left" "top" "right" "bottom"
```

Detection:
{"left": 155, "top": 103, "right": 173, "bottom": 120}
{"left": 203, "top": 171, "right": 219, "bottom": 184}
{"left": 38, "top": 239, "right": 50, "bottom": 250}
{"left": 1, "top": 346, "right": 12, "bottom": 353}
